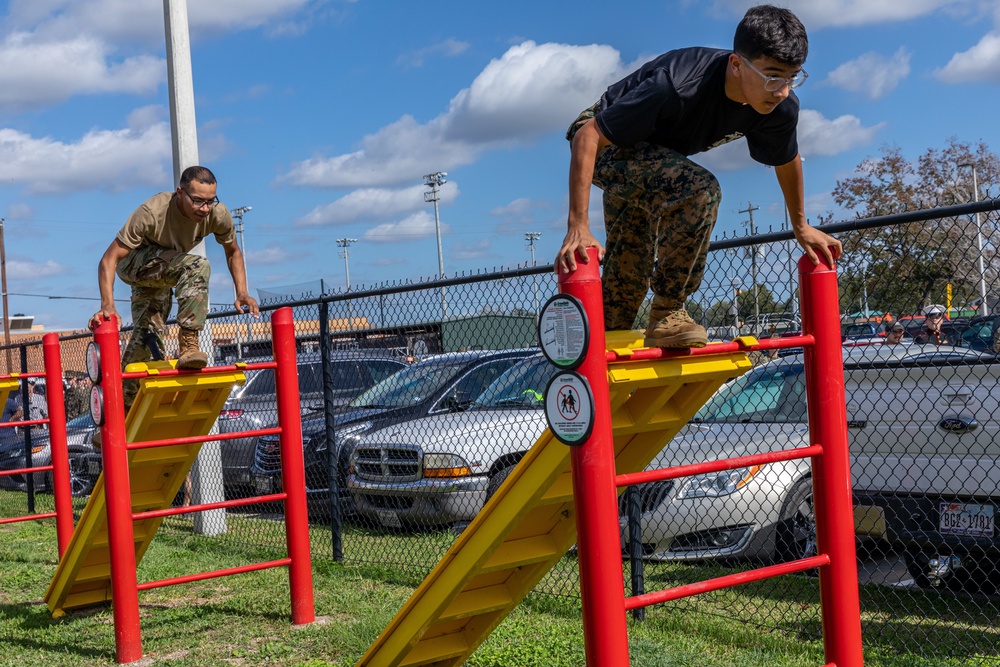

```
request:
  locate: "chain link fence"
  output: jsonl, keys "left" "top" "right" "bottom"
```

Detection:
{"left": 2, "top": 199, "right": 999, "bottom": 661}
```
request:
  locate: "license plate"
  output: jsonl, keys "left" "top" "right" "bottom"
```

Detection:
{"left": 376, "top": 510, "right": 402, "bottom": 529}
{"left": 253, "top": 475, "right": 274, "bottom": 495}
{"left": 939, "top": 502, "right": 994, "bottom": 537}
{"left": 87, "top": 459, "right": 102, "bottom": 476}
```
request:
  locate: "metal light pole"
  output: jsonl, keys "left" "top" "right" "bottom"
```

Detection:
{"left": 337, "top": 238, "right": 357, "bottom": 330}
{"left": 960, "top": 163, "right": 989, "bottom": 317}
{"left": 0, "top": 218, "right": 11, "bottom": 373}
{"left": 525, "top": 232, "right": 541, "bottom": 319}
{"left": 740, "top": 202, "right": 761, "bottom": 333}
{"left": 424, "top": 172, "right": 448, "bottom": 320}
{"left": 230, "top": 206, "right": 252, "bottom": 359}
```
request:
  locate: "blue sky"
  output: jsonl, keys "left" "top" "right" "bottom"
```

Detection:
{"left": 1, "top": 0, "right": 998, "bottom": 331}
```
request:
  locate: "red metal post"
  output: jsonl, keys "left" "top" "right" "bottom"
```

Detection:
{"left": 271, "top": 306, "right": 316, "bottom": 625}
{"left": 94, "top": 317, "right": 144, "bottom": 664}
{"left": 798, "top": 255, "right": 865, "bottom": 667}
{"left": 42, "top": 333, "right": 73, "bottom": 556}
{"left": 558, "top": 248, "right": 630, "bottom": 667}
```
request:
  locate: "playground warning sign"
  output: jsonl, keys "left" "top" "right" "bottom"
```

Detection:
{"left": 544, "top": 371, "right": 594, "bottom": 446}
{"left": 538, "top": 294, "right": 589, "bottom": 370}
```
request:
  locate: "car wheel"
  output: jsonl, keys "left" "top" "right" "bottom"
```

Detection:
{"left": 775, "top": 477, "right": 817, "bottom": 563}
{"left": 903, "top": 548, "right": 934, "bottom": 589}
{"left": 487, "top": 463, "right": 518, "bottom": 501}
{"left": 67, "top": 454, "right": 95, "bottom": 497}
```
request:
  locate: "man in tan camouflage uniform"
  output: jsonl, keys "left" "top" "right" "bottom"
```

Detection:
{"left": 89, "top": 166, "right": 259, "bottom": 412}
{"left": 557, "top": 5, "right": 841, "bottom": 348}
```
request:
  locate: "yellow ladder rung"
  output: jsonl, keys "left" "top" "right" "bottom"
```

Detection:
{"left": 481, "top": 535, "right": 559, "bottom": 572}
{"left": 440, "top": 584, "right": 513, "bottom": 622}
{"left": 400, "top": 633, "right": 469, "bottom": 666}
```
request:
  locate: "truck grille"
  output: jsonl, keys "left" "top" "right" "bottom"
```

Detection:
{"left": 253, "top": 435, "right": 282, "bottom": 472}
{"left": 618, "top": 481, "right": 675, "bottom": 516}
{"left": 353, "top": 445, "right": 421, "bottom": 482}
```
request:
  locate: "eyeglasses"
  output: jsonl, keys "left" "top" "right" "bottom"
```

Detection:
{"left": 739, "top": 55, "right": 808, "bottom": 92}
{"left": 182, "top": 189, "right": 220, "bottom": 209}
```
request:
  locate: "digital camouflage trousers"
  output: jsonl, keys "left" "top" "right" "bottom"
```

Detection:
{"left": 116, "top": 244, "right": 210, "bottom": 409}
{"left": 568, "top": 105, "right": 721, "bottom": 330}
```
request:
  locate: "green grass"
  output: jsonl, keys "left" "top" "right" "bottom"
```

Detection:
{"left": 1, "top": 513, "right": 998, "bottom": 666}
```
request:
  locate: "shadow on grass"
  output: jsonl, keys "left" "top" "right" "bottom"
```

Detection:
{"left": 0, "top": 601, "right": 111, "bottom": 660}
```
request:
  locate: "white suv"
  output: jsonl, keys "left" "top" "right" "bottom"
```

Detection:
{"left": 627, "top": 343, "right": 1000, "bottom": 593}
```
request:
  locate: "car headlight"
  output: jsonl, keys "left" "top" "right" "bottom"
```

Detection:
{"left": 423, "top": 453, "right": 472, "bottom": 478}
{"left": 674, "top": 465, "right": 763, "bottom": 499}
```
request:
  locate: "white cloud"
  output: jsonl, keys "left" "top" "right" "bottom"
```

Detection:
{"left": 295, "top": 182, "right": 459, "bottom": 227}
{"left": 704, "top": 0, "right": 970, "bottom": 29}
{"left": 247, "top": 244, "right": 294, "bottom": 265}
{"left": 827, "top": 48, "right": 911, "bottom": 99}
{"left": 398, "top": 38, "right": 471, "bottom": 69}
{"left": 279, "top": 40, "right": 627, "bottom": 188}
{"left": 5, "top": 0, "right": 315, "bottom": 43}
{"left": 7, "top": 258, "right": 66, "bottom": 279}
{"left": 796, "top": 109, "right": 885, "bottom": 156}
{"left": 0, "top": 33, "right": 162, "bottom": 111}
{"left": 934, "top": 32, "right": 1000, "bottom": 82}
{"left": 0, "top": 107, "right": 171, "bottom": 194}
{"left": 452, "top": 239, "right": 493, "bottom": 261}
{"left": 363, "top": 211, "right": 450, "bottom": 244}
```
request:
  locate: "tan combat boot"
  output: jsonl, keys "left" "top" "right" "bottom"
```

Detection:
{"left": 177, "top": 327, "right": 209, "bottom": 369}
{"left": 644, "top": 297, "right": 708, "bottom": 348}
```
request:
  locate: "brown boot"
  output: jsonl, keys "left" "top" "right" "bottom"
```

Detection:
{"left": 644, "top": 298, "right": 708, "bottom": 349}
{"left": 177, "top": 327, "right": 208, "bottom": 369}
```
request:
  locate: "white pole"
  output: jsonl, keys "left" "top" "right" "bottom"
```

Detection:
{"left": 972, "top": 167, "right": 989, "bottom": 317}
{"left": 164, "top": 0, "right": 225, "bottom": 535}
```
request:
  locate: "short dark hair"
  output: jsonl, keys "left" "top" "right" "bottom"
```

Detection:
{"left": 179, "top": 165, "right": 217, "bottom": 188}
{"left": 734, "top": 5, "right": 808, "bottom": 68}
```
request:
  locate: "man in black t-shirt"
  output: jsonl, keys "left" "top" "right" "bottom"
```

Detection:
{"left": 557, "top": 5, "right": 841, "bottom": 348}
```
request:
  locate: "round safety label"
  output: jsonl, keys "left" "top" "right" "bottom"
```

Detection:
{"left": 86, "top": 342, "right": 102, "bottom": 384}
{"left": 90, "top": 385, "right": 105, "bottom": 427}
{"left": 538, "top": 294, "right": 589, "bottom": 370}
{"left": 544, "top": 371, "right": 594, "bottom": 446}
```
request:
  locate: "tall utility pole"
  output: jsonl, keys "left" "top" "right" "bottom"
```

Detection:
{"left": 423, "top": 172, "right": 448, "bottom": 320}
{"left": 337, "top": 238, "right": 358, "bottom": 329}
{"left": 739, "top": 202, "right": 761, "bottom": 333}
{"left": 960, "top": 162, "right": 989, "bottom": 317}
{"left": 0, "top": 219, "right": 10, "bottom": 373}
{"left": 164, "top": 0, "right": 225, "bottom": 536}
{"left": 525, "top": 232, "right": 542, "bottom": 319}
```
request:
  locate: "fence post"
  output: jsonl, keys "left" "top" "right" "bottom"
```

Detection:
{"left": 43, "top": 333, "right": 73, "bottom": 556}
{"left": 272, "top": 306, "right": 316, "bottom": 625}
{"left": 94, "top": 317, "right": 143, "bottom": 663}
{"left": 558, "top": 247, "right": 630, "bottom": 667}
{"left": 798, "top": 254, "right": 864, "bottom": 667}
{"left": 318, "top": 298, "right": 343, "bottom": 561}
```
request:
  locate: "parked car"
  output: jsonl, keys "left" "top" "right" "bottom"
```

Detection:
{"left": 218, "top": 351, "right": 409, "bottom": 493}
{"left": 622, "top": 344, "right": 1000, "bottom": 584}
{"left": 0, "top": 412, "right": 100, "bottom": 496}
{"left": 346, "top": 354, "right": 557, "bottom": 530}
{"left": 249, "top": 348, "right": 538, "bottom": 515}
{"left": 953, "top": 314, "right": 1000, "bottom": 353}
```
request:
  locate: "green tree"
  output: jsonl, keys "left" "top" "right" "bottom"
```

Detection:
{"left": 821, "top": 139, "right": 1000, "bottom": 317}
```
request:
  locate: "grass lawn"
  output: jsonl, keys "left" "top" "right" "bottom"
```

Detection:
{"left": 1, "top": 511, "right": 998, "bottom": 666}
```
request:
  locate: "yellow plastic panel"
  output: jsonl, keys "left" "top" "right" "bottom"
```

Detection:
{"left": 45, "top": 361, "right": 245, "bottom": 616}
{"left": 356, "top": 341, "right": 750, "bottom": 666}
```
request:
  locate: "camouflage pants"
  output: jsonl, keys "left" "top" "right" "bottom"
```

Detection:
{"left": 116, "top": 244, "right": 210, "bottom": 409}
{"left": 568, "top": 105, "right": 721, "bottom": 330}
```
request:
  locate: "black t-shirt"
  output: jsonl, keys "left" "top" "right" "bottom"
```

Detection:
{"left": 595, "top": 47, "right": 799, "bottom": 166}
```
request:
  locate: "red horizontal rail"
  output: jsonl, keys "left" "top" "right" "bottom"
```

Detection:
{"left": 122, "top": 361, "right": 276, "bottom": 380}
{"left": 133, "top": 492, "right": 287, "bottom": 521}
{"left": 0, "top": 512, "right": 57, "bottom": 525}
{"left": 606, "top": 334, "right": 814, "bottom": 362}
{"left": 0, "top": 463, "right": 54, "bottom": 478}
{"left": 1, "top": 418, "right": 49, "bottom": 429}
{"left": 136, "top": 558, "right": 293, "bottom": 592}
{"left": 615, "top": 444, "right": 824, "bottom": 488}
{"left": 0, "top": 372, "right": 44, "bottom": 380}
{"left": 126, "top": 426, "right": 282, "bottom": 451}
{"left": 624, "top": 554, "right": 831, "bottom": 610}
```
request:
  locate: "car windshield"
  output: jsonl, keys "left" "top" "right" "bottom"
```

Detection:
{"left": 472, "top": 357, "right": 556, "bottom": 409}
{"left": 349, "top": 360, "right": 468, "bottom": 408}
{"left": 693, "top": 363, "right": 806, "bottom": 423}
